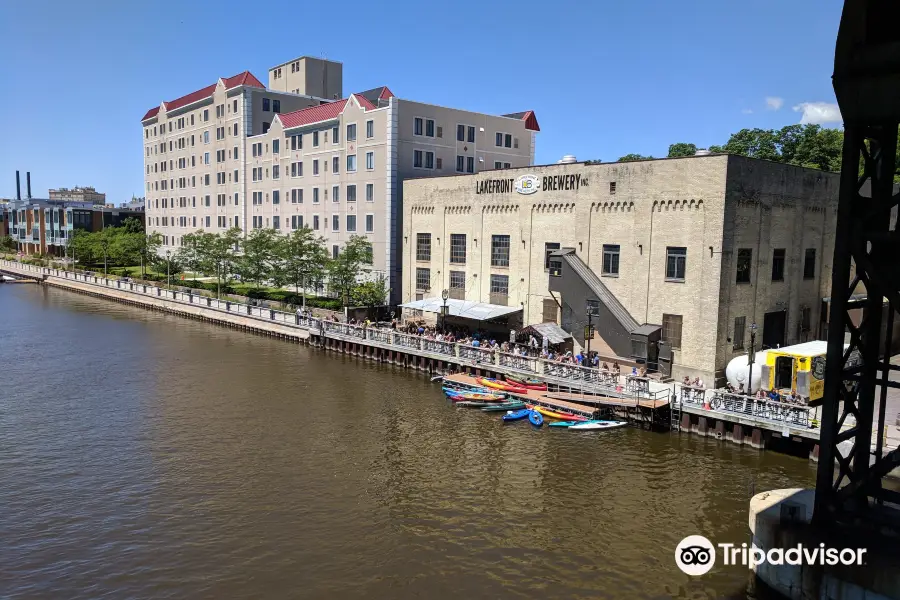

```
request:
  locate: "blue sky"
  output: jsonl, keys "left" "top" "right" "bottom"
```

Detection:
{"left": 0, "top": 0, "right": 845, "bottom": 203}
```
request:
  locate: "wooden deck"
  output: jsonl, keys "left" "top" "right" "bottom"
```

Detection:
{"left": 442, "top": 373, "right": 668, "bottom": 420}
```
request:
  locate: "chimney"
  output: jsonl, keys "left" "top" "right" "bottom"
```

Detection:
{"left": 26, "top": 172, "right": 32, "bottom": 199}
{"left": 16, "top": 171, "right": 21, "bottom": 201}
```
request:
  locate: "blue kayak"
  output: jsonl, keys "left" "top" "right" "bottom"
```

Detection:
{"left": 529, "top": 410, "right": 544, "bottom": 427}
{"left": 502, "top": 409, "right": 531, "bottom": 422}
{"left": 548, "top": 420, "right": 580, "bottom": 428}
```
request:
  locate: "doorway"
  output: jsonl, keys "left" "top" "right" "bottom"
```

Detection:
{"left": 774, "top": 355, "right": 794, "bottom": 390}
{"left": 763, "top": 310, "right": 787, "bottom": 349}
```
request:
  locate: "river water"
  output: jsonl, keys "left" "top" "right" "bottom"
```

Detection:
{"left": 0, "top": 284, "right": 815, "bottom": 599}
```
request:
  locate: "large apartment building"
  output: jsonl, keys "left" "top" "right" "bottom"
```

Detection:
{"left": 48, "top": 186, "right": 106, "bottom": 205}
{"left": 141, "top": 56, "right": 539, "bottom": 301}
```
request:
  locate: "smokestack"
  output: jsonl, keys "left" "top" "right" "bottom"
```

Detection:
{"left": 26, "top": 172, "right": 32, "bottom": 199}
{"left": 16, "top": 171, "right": 21, "bottom": 201}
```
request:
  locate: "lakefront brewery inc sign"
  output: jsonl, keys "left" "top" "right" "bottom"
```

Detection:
{"left": 474, "top": 173, "right": 589, "bottom": 195}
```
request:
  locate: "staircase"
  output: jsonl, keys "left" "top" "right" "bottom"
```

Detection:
{"left": 559, "top": 251, "right": 639, "bottom": 332}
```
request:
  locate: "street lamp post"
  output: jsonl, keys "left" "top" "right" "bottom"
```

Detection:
{"left": 166, "top": 250, "right": 171, "bottom": 291}
{"left": 747, "top": 322, "right": 758, "bottom": 395}
{"left": 440, "top": 288, "right": 449, "bottom": 333}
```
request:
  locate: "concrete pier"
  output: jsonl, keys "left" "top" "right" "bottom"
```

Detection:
{"left": 748, "top": 488, "right": 900, "bottom": 599}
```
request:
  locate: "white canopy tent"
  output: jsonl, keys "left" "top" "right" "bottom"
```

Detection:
{"left": 399, "top": 297, "right": 522, "bottom": 321}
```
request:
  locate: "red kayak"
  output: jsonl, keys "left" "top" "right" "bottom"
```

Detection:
{"left": 477, "top": 377, "right": 528, "bottom": 393}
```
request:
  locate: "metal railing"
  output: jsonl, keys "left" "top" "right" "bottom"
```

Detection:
{"left": 674, "top": 382, "right": 813, "bottom": 428}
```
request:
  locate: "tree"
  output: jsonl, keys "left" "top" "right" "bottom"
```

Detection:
{"left": 138, "top": 232, "right": 162, "bottom": 279}
{"left": 195, "top": 228, "right": 241, "bottom": 298}
{"left": 121, "top": 217, "right": 144, "bottom": 234}
{"left": 236, "top": 228, "right": 279, "bottom": 291}
{"left": 667, "top": 143, "right": 697, "bottom": 158}
{"left": 352, "top": 273, "right": 388, "bottom": 307}
{"left": 0, "top": 235, "right": 16, "bottom": 253}
{"left": 71, "top": 229, "right": 99, "bottom": 267}
{"left": 720, "top": 128, "right": 781, "bottom": 162}
{"left": 176, "top": 231, "right": 205, "bottom": 280}
{"left": 328, "top": 235, "right": 373, "bottom": 306}
{"left": 618, "top": 153, "right": 653, "bottom": 162}
{"left": 274, "top": 226, "right": 328, "bottom": 307}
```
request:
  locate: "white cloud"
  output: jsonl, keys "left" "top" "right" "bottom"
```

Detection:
{"left": 765, "top": 96, "right": 784, "bottom": 111}
{"left": 793, "top": 102, "right": 842, "bottom": 125}
{"left": 741, "top": 108, "right": 754, "bottom": 114}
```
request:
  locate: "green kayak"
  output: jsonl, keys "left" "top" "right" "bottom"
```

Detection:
{"left": 480, "top": 402, "right": 526, "bottom": 412}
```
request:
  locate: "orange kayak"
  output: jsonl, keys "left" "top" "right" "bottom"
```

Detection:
{"left": 527, "top": 404, "right": 589, "bottom": 421}
{"left": 477, "top": 377, "right": 528, "bottom": 393}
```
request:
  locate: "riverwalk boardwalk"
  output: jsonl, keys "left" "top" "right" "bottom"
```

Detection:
{"left": 0, "top": 258, "right": 830, "bottom": 460}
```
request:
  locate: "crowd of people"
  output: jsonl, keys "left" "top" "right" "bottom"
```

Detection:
{"left": 721, "top": 380, "right": 808, "bottom": 405}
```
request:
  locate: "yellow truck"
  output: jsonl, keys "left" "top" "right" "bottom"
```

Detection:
{"left": 759, "top": 341, "right": 857, "bottom": 405}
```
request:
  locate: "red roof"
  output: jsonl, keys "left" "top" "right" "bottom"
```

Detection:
{"left": 141, "top": 70, "right": 265, "bottom": 122}
{"left": 353, "top": 93, "right": 376, "bottom": 110}
{"left": 379, "top": 86, "right": 394, "bottom": 100}
{"left": 278, "top": 99, "right": 349, "bottom": 129}
{"left": 521, "top": 110, "right": 540, "bottom": 132}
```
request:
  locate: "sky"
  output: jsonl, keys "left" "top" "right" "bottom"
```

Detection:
{"left": 0, "top": 0, "right": 846, "bottom": 204}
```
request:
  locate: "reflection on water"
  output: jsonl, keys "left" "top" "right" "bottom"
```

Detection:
{"left": 0, "top": 285, "right": 813, "bottom": 599}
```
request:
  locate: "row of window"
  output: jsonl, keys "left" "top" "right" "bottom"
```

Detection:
{"left": 148, "top": 122, "right": 241, "bottom": 155}
{"left": 415, "top": 233, "right": 511, "bottom": 267}
{"left": 411, "top": 119, "right": 521, "bottom": 152}
{"left": 154, "top": 212, "right": 376, "bottom": 235}
{"left": 147, "top": 182, "right": 377, "bottom": 212}
{"left": 415, "top": 268, "right": 509, "bottom": 299}
{"left": 736, "top": 247, "right": 817, "bottom": 283}
{"left": 144, "top": 100, "right": 241, "bottom": 139}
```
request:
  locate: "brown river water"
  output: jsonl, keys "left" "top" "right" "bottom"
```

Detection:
{"left": 0, "top": 284, "right": 815, "bottom": 599}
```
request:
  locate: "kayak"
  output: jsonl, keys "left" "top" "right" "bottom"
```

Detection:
{"left": 568, "top": 420, "right": 628, "bottom": 431}
{"left": 455, "top": 401, "right": 492, "bottom": 408}
{"left": 527, "top": 405, "right": 589, "bottom": 422}
{"left": 452, "top": 392, "right": 505, "bottom": 402}
{"left": 477, "top": 377, "right": 528, "bottom": 393}
{"left": 528, "top": 410, "right": 544, "bottom": 427}
{"left": 548, "top": 421, "right": 581, "bottom": 428}
{"left": 502, "top": 409, "right": 531, "bottom": 421}
{"left": 481, "top": 402, "right": 526, "bottom": 412}
{"left": 506, "top": 375, "right": 545, "bottom": 386}
{"left": 521, "top": 383, "right": 548, "bottom": 391}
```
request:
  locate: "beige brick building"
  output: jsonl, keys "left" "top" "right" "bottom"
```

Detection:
{"left": 401, "top": 155, "right": 840, "bottom": 382}
{"left": 141, "top": 56, "right": 539, "bottom": 301}
{"left": 48, "top": 186, "right": 106, "bottom": 205}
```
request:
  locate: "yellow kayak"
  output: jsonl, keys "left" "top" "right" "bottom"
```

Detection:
{"left": 527, "top": 405, "right": 589, "bottom": 421}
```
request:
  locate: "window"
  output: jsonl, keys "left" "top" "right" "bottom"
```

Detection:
{"left": 234, "top": 169, "right": 239, "bottom": 182}
{"left": 662, "top": 314, "right": 683, "bottom": 349}
{"left": 489, "top": 274, "right": 509, "bottom": 305}
{"left": 204, "top": 152, "right": 210, "bottom": 165}
{"left": 449, "top": 271, "right": 466, "bottom": 297}
{"left": 504, "top": 133, "right": 512, "bottom": 148}
{"left": 347, "top": 184, "right": 356, "bottom": 202}
{"left": 609, "top": 181, "right": 617, "bottom": 195}
{"left": 233, "top": 99, "right": 238, "bottom": 113}
{"left": 347, "top": 154, "right": 357, "bottom": 172}
{"left": 291, "top": 134, "right": 302, "bottom": 150}
{"left": 332, "top": 185, "right": 339, "bottom": 202}
{"left": 365, "top": 214, "right": 374, "bottom": 232}
{"left": 366, "top": 151, "right": 374, "bottom": 170}
{"left": 414, "top": 150, "right": 423, "bottom": 168}
{"left": 313, "top": 215, "right": 320, "bottom": 230}
{"left": 263, "top": 98, "right": 270, "bottom": 112}
{"left": 494, "top": 161, "right": 502, "bottom": 169}
{"left": 450, "top": 234, "right": 466, "bottom": 264}
{"left": 273, "top": 99, "right": 280, "bottom": 113}
{"left": 456, "top": 155, "right": 465, "bottom": 173}
{"left": 272, "top": 190, "right": 280, "bottom": 204}
{"left": 466, "top": 156, "right": 474, "bottom": 173}
{"left": 456, "top": 124, "right": 465, "bottom": 141}
{"left": 363, "top": 119, "right": 374, "bottom": 139}
{"left": 416, "top": 268, "right": 431, "bottom": 291}
{"left": 332, "top": 214, "right": 340, "bottom": 231}
{"left": 495, "top": 132, "right": 503, "bottom": 147}
{"left": 366, "top": 183, "right": 374, "bottom": 202}
{"left": 804, "top": 249, "right": 816, "bottom": 279}
{"left": 346, "top": 123, "right": 357, "bottom": 142}
{"left": 602, "top": 244, "right": 620, "bottom": 275}
{"left": 414, "top": 117, "right": 423, "bottom": 136}
{"left": 313, "top": 188, "right": 319, "bottom": 203}
{"left": 545, "top": 242, "right": 561, "bottom": 272}
{"left": 233, "top": 123, "right": 238, "bottom": 136}
{"left": 665, "top": 247, "right": 686, "bottom": 281}
{"left": 273, "top": 216, "right": 280, "bottom": 229}
{"left": 736, "top": 248, "right": 752, "bottom": 283}
{"left": 262, "top": 122, "right": 270, "bottom": 134}
{"left": 733, "top": 316, "right": 746, "bottom": 350}
{"left": 313, "top": 160, "right": 319, "bottom": 175}
{"left": 425, "top": 119, "right": 434, "bottom": 137}
{"left": 436, "top": 158, "right": 443, "bottom": 170}
{"left": 273, "top": 139, "right": 280, "bottom": 154}
{"left": 801, "top": 306, "right": 812, "bottom": 332}
{"left": 291, "top": 161, "right": 303, "bottom": 177}
{"left": 542, "top": 298, "right": 559, "bottom": 323}
{"left": 771, "top": 248, "right": 786, "bottom": 282}
{"left": 467, "top": 126, "right": 475, "bottom": 143}
{"left": 416, "top": 233, "right": 432, "bottom": 261}
{"left": 313, "top": 131, "right": 319, "bottom": 147}
{"left": 425, "top": 151, "right": 434, "bottom": 169}
{"left": 491, "top": 235, "right": 510, "bottom": 267}
{"left": 272, "top": 165, "right": 280, "bottom": 180}
{"left": 346, "top": 215, "right": 356, "bottom": 232}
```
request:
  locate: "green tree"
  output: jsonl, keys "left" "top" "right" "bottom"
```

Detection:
{"left": 71, "top": 229, "right": 99, "bottom": 267}
{"left": 667, "top": 143, "right": 697, "bottom": 158}
{"left": 720, "top": 128, "right": 781, "bottom": 162}
{"left": 352, "top": 273, "right": 389, "bottom": 307}
{"left": 120, "top": 217, "right": 144, "bottom": 234}
{"left": 138, "top": 232, "right": 162, "bottom": 279}
{"left": 617, "top": 153, "right": 653, "bottom": 162}
{"left": 176, "top": 231, "right": 205, "bottom": 280}
{"left": 274, "top": 226, "right": 328, "bottom": 306}
{"left": 0, "top": 235, "right": 16, "bottom": 253}
{"left": 328, "top": 235, "right": 373, "bottom": 307}
{"left": 196, "top": 228, "right": 241, "bottom": 298}
{"left": 236, "top": 228, "right": 279, "bottom": 291}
